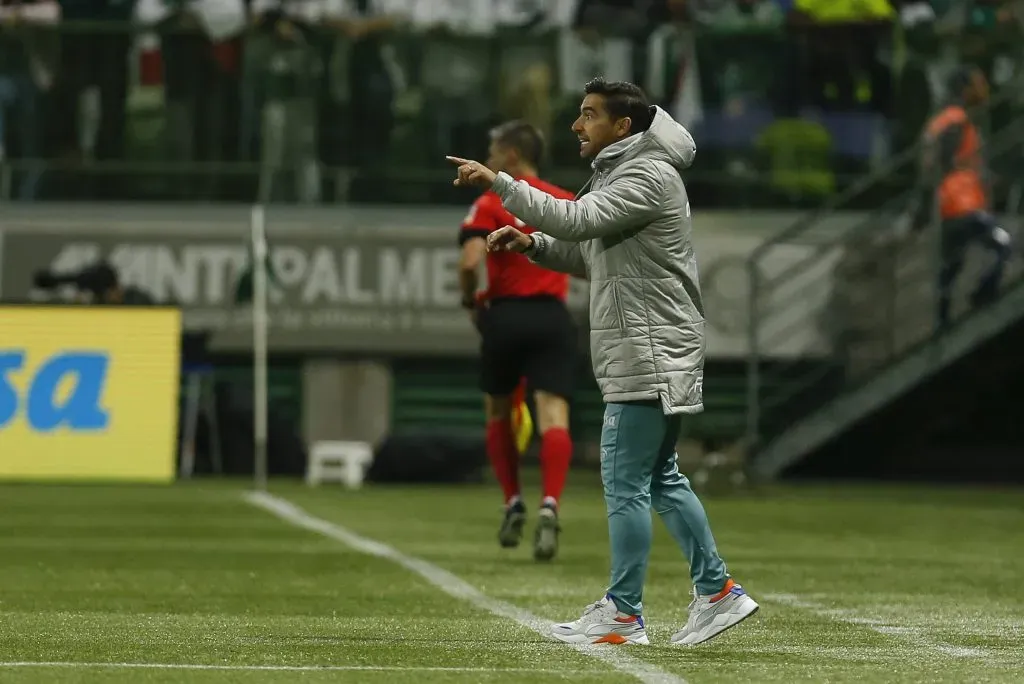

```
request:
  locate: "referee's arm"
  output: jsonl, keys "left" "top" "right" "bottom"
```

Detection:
{"left": 458, "top": 229, "right": 488, "bottom": 309}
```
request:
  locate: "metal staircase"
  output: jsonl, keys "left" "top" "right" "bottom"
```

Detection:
{"left": 745, "top": 97, "right": 1024, "bottom": 479}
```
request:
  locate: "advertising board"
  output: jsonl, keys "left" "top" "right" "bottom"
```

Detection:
{"left": 0, "top": 306, "right": 181, "bottom": 482}
{"left": 0, "top": 204, "right": 852, "bottom": 357}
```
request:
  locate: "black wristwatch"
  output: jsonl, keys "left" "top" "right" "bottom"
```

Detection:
{"left": 461, "top": 294, "right": 478, "bottom": 310}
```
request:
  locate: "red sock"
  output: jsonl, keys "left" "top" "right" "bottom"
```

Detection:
{"left": 539, "top": 427, "right": 573, "bottom": 505}
{"left": 486, "top": 419, "right": 520, "bottom": 504}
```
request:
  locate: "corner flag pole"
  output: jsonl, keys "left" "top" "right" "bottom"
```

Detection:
{"left": 251, "top": 204, "right": 269, "bottom": 492}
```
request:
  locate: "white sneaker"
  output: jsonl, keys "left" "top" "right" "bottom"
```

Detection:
{"left": 670, "top": 579, "right": 759, "bottom": 646}
{"left": 552, "top": 595, "right": 650, "bottom": 645}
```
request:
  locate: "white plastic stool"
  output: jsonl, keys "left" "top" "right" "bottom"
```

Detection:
{"left": 307, "top": 441, "right": 374, "bottom": 488}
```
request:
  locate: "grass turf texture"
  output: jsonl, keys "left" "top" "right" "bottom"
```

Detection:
{"left": 0, "top": 476, "right": 1022, "bottom": 683}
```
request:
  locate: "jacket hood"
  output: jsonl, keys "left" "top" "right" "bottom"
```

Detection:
{"left": 592, "top": 106, "right": 696, "bottom": 172}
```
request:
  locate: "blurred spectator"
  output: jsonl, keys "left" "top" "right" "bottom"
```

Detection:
{"left": 891, "top": 1, "right": 1024, "bottom": 147}
{"left": 135, "top": 0, "right": 245, "bottom": 199}
{"left": 690, "top": 0, "right": 783, "bottom": 29}
{"left": 918, "top": 67, "right": 1011, "bottom": 327}
{"left": 700, "top": 1, "right": 788, "bottom": 116}
{"left": 792, "top": 0, "right": 894, "bottom": 113}
{"left": 78, "top": 262, "right": 157, "bottom": 304}
{"left": 494, "top": 0, "right": 566, "bottom": 151}
{"left": 645, "top": 0, "right": 702, "bottom": 128}
{"left": 561, "top": 0, "right": 656, "bottom": 96}
{"left": 247, "top": 0, "right": 332, "bottom": 203}
{"left": 647, "top": 0, "right": 786, "bottom": 135}
{"left": 51, "top": 0, "right": 135, "bottom": 164}
{"left": 32, "top": 261, "right": 156, "bottom": 304}
{"left": 321, "top": 0, "right": 410, "bottom": 172}
{"left": 983, "top": 1, "right": 1024, "bottom": 134}
{"left": 0, "top": 0, "right": 58, "bottom": 199}
{"left": 792, "top": 0, "right": 894, "bottom": 23}
{"left": 412, "top": 0, "right": 499, "bottom": 164}
{"left": 0, "top": 0, "right": 1015, "bottom": 208}
{"left": 574, "top": 0, "right": 656, "bottom": 40}
{"left": 402, "top": 0, "right": 572, "bottom": 168}
{"left": 890, "top": 0, "right": 940, "bottom": 151}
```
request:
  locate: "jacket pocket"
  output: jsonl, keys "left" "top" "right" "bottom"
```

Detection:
{"left": 610, "top": 280, "right": 627, "bottom": 334}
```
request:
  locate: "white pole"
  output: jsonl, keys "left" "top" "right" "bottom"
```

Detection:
{"left": 251, "top": 204, "right": 269, "bottom": 491}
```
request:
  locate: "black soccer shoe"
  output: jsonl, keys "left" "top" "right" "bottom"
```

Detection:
{"left": 498, "top": 500, "right": 527, "bottom": 548}
{"left": 533, "top": 503, "right": 560, "bottom": 562}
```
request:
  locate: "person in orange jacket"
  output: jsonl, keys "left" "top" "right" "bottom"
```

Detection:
{"left": 918, "top": 66, "right": 1012, "bottom": 327}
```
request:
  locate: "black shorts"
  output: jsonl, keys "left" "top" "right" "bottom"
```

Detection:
{"left": 478, "top": 296, "right": 578, "bottom": 400}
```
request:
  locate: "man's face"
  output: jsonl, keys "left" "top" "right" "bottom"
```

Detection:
{"left": 485, "top": 140, "right": 513, "bottom": 174}
{"left": 966, "top": 70, "right": 989, "bottom": 106}
{"left": 572, "top": 94, "right": 631, "bottom": 159}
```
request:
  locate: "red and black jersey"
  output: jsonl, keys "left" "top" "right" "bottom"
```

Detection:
{"left": 458, "top": 176, "right": 574, "bottom": 302}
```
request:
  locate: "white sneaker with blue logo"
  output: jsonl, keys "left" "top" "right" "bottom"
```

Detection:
{"left": 551, "top": 595, "right": 649, "bottom": 645}
{"left": 670, "top": 579, "right": 759, "bottom": 646}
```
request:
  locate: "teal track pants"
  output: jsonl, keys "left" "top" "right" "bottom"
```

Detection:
{"left": 600, "top": 401, "right": 729, "bottom": 616}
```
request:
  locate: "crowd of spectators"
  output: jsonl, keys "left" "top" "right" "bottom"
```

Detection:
{"left": 0, "top": 0, "right": 1020, "bottom": 206}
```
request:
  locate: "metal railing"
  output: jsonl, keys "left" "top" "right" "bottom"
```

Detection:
{"left": 745, "top": 87, "right": 1024, "bottom": 452}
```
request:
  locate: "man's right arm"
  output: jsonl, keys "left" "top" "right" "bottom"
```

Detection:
{"left": 526, "top": 232, "right": 588, "bottom": 280}
{"left": 492, "top": 162, "right": 665, "bottom": 242}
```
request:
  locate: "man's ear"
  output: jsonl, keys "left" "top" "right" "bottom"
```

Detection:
{"left": 616, "top": 116, "right": 633, "bottom": 137}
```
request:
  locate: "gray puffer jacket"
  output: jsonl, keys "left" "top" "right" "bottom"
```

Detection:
{"left": 491, "top": 106, "right": 705, "bottom": 414}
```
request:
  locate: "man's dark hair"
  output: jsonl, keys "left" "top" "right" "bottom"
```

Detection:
{"left": 584, "top": 78, "right": 653, "bottom": 134}
{"left": 490, "top": 120, "right": 545, "bottom": 167}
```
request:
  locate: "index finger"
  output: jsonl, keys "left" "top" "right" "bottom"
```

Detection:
{"left": 445, "top": 156, "right": 472, "bottom": 165}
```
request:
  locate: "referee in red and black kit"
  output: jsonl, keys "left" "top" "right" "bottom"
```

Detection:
{"left": 458, "top": 120, "right": 578, "bottom": 562}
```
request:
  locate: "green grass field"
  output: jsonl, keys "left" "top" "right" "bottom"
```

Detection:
{"left": 1, "top": 475, "right": 1022, "bottom": 683}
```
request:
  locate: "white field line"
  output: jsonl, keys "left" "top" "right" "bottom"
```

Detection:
{"left": 764, "top": 593, "right": 990, "bottom": 658}
{"left": 244, "top": 491, "right": 687, "bottom": 684}
{"left": 0, "top": 662, "right": 595, "bottom": 675}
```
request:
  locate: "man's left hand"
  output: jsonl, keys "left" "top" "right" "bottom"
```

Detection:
{"left": 447, "top": 156, "right": 496, "bottom": 189}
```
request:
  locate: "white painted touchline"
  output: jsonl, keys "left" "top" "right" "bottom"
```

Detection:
{"left": 0, "top": 662, "right": 596, "bottom": 674}
{"left": 244, "top": 491, "right": 688, "bottom": 684}
{"left": 763, "top": 593, "right": 990, "bottom": 659}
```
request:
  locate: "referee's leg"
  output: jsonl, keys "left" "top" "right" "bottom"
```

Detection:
{"left": 479, "top": 309, "right": 528, "bottom": 548}
{"left": 525, "top": 302, "right": 577, "bottom": 561}
{"left": 486, "top": 388, "right": 528, "bottom": 549}
{"left": 483, "top": 393, "right": 519, "bottom": 505}
{"left": 532, "top": 392, "right": 573, "bottom": 508}
{"left": 526, "top": 306, "right": 577, "bottom": 512}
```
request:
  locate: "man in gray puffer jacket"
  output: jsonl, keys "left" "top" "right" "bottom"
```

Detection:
{"left": 448, "top": 78, "right": 759, "bottom": 647}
